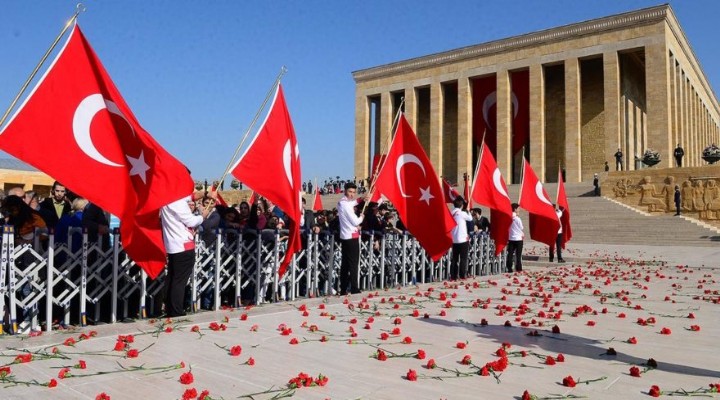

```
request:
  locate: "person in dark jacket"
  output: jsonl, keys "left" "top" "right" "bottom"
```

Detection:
{"left": 38, "top": 181, "right": 71, "bottom": 228}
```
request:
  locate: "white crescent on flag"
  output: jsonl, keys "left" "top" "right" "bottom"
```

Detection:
{"left": 396, "top": 153, "right": 426, "bottom": 198}
{"left": 535, "top": 182, "right": 553, "bottom": 206}
{"left": 73, "top": 94, "right": 128, "bottom": 167}
{"left": 492, "top": 168, "right": 510, "bottom": 199}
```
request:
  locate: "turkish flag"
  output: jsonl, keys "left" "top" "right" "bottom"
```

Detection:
{"left": 519, "top": 159, "right": 560, "bottom": 247}
{"left": 210, "top": 183, "right": 228, "bottom": 207}
{"left": 556, "top": 169, "right": 572, "bottom": 249}
{"left": 442, "top": 178, "right": 460, "bottom": 204}
{"left": 463, "top": 174, "right": 471, "bottom": 207}
{"left": 469, "top": 142, "right": 513, "bottom": 254}
{"left": 373, "top": 114, "right": 454, "bottom": 261}
{"left": 370, "top": 153, "right": 387, "bottom": 183}
{"left": 312, "top": 188, "right": 323, "bottom": 211}
{"left": 230, "top": 84, "right": 301, "bottom": 277}
{"left": 511, "top": 70, "right": 530, "bottom": 155}
{"left": 0, "top": 24, "right": 193, "bottom": 279}
{"left": 472, "top": 75, "right": 497, "bottom": 153}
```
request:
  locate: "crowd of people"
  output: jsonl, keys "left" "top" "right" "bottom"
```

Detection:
{"left": 1, "top": 178, "right": 503, "bottom": 325}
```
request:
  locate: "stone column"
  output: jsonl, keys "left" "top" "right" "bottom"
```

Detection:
{"left": 430, "top": 82, "right": 443, "bottom": 175}
{"left": 496, "top": 70, "right": 512, "bottom": 180}
{"left": 645, "top": 43, "right": 672, "bottom": 168}
{"left": 379, "top": 92, "right": 393, "bottom": 156}
{"left": 604, "top": 51, "right": 621, "bottom": 171}
{"left": 404, "top": 85, "right": 417, "bottom": 131}
{"left": 529, "top": 64, "right": 546, "bottom": 180}
{"left": 457, "top": 77, "right": 473, "bottom": 183}
{"left": 354, "top": 92, "right": 370, "bottom": 179}
{"left": 564, "top": 57, "right": 581, "bottom": 182}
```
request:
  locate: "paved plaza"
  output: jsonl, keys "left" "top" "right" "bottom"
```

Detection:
{"left": 0, "top": 242, "right": 719, "bottom": 400}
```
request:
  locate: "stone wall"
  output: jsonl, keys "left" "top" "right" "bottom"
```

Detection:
{"left": 600, "top": 165, "right": 720, "bottom": 225}
{"left": 545, "top": 64, "right": 565, "bottom": 182}
{"left": 581, "top": 58, "right": 606, "bottom": 180}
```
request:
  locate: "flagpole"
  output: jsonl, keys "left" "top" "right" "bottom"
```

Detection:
{"left": 0, "top": 3, "right": 86, "bottom": 130}
{"left": 363, "top": 97, "right": 405, "bottom": 213}
{"left": 214, "top": 66, "right": 288, "bottom": 190}
{"left": 313, "top": 177, "right": 318, "bottom": 209}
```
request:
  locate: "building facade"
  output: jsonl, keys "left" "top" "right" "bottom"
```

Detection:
{"left": 352, "top": 5, "right": 720, "bottom": 184}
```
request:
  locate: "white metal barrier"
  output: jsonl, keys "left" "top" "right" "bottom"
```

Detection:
{"left": 0, "top": 226, "right": 504, "bottom": 335}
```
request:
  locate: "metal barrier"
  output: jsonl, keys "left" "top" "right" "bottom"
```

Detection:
{"left": 0, "top": 226, "right": 504, "bottom": 335}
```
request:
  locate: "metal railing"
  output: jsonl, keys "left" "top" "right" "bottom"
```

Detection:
{"left": 0, "top": 226, "right": 503, "bottom": 334}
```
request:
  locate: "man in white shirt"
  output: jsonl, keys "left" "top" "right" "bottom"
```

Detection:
{"left": 450, "top": 197, "right": 473, "bottom": 280}
{"left": 337, "top": 182, "right": 364, "bottom": 295}
{"left": 506, "top": 203, "right": 524, "bottom": 273}
{"left": 549, "top": 205, "right": 565, "bottom": 263}
{"left": 160, "top": 191, "right": 212, "bottom": 317}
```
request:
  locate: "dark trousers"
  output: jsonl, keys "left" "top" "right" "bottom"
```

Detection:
{"left": 506, "top": 240, "right": 523, "bottom": 272}
{"left": 616, "top": 159, "right": 622, "bottom": 171}
{"left": 164, "top": 250, "right": 195, "bottom": 317}
{"left": 340, "top": 238, "right": 360, "bottom": 294}
{"left": 675, "top": 201, "right": 681, "bottom": 215}
{"left": 675, "top": 156, "right": 682, "bottom": 167}
{"left": 549, "top": 233, "right": 563, "bottom": 261}
{"left": 450, "top": 242, "right": 469, "bottom": 280}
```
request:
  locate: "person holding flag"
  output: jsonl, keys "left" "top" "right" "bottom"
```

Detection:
{"left": 506, "top": 203, "right": 525, "bottom": 273}
{"left": 337, "top": 182, "right": 364, "bottom": 295}
{"left": 548, "top": 204, "right": 566, "bottom": 263}
{"left": 160, "top": 190, "right": 214, "bottom": 317}
{"left": 450, "top": 197, "right": 473, "bottom": 280}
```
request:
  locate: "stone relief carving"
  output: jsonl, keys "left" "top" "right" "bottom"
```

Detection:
{"left": 604, "top": 166, "right": 720, "bottom": 225}
{"left": 611, "top": 174, "right": 720, "bottom": 218}
{"left": 638, "top": 176, "right": 666, "bottom": 212}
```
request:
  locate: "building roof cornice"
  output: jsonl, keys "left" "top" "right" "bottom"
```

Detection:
{"left": 352, "top": 4, "right": 670, "bottom": 83}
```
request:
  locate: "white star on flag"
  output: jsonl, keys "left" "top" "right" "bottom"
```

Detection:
{"left": 419, "top": 186, "right": 434, "bottom": 205}
{"left": 127, "top": 150, "right": 150, "bottom": 184}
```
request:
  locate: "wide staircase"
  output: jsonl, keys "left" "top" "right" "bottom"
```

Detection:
{"left": 506, "top": 182, "right": 720, "bottom": 247}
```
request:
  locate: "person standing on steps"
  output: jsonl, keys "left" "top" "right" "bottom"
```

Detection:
{"left": 674, "top": 144, "right": 685, "bottom": 167}
{"left": 614, "top": 148, "right": 623, "bottom": 171}
{"left": 674, "top": 185, "right": 682, "bottom": 216}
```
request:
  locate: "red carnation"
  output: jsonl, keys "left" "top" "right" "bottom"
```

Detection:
{"left": 182, "top": 388, "right": 197, "bottom": 400}
{"left": 630, "top": 366, "right": 641, "bottom": 377}
{"left": 562, "top": 375, "right": 577, "bottom": 387}
{"left": 416, "top": 349, "right": 426, "bottom": 359}
{"left": 406, "top": 369, "right": 418, "bottom": 381}
{"left": 649, "top": 385, "right": 661, "bottom": 397}
{"left": 229, "top": 345, "right": 242, "bottom": 356}
{"left": 179, "top": 371, "right": 194, "bottom": 385}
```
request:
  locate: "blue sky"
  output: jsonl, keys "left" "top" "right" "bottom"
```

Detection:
{"left": 1, "top": 1, "right": 718, "bottom": 186}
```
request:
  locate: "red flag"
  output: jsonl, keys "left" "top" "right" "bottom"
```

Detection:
{"left": 463, "top": 174, "right": 471, "bottom": 206}
{"left": 470, "top": 142, "right": 513, "bottom": 254}
{"left": 511, "top": 70, "right": 530, "bottom": 155}
{"left": 248, "top": 191, "right": 256, "bottom": 205}
{"left": 230, "top": 84, "right": 301, "bottom": 277}
{"left": 370, "top": 153, "right": 387, "bottom": 183}
{"left": 210, "top": 183, "right": 228, "bottom": 207}
{"left": 472, "top": 75, "right": 497, "bottom": 153}
{"left": 373, "top": 114, "right": 454, "bottom": 260}
{"left": 556, "top": 169, "right": 572, "bottom": 248}
{"left": 0, "top": 25, "right": 192, "bottom": 279}
{"left": 442, "top": 178, "right": 460, "bottom": 204}
{"left": 312, "top": 188, "right": 323, "bottom": 211}
{"left": 518, "top": 159, "right": 560, "bottom": 247}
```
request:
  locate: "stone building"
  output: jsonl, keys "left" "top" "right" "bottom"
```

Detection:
{"left": 0, "top": 159, "right": 55, "bottom": 197}
{"left": 352, "top": 5, "right": 720, "bottom": 184}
